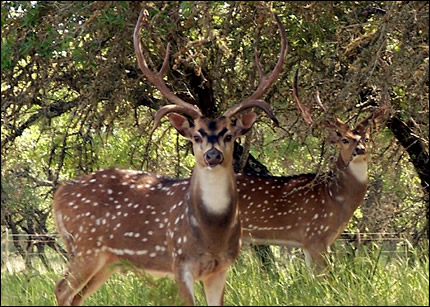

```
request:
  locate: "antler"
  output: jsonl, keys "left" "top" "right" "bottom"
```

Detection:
{"left": 292, "top": 69, "right": 313, "bottom": 125}
{"left": 293, "top": 69, "right": 388, "bottom": 132}
{"left": 151, "top": 105, "right": 201, "bottom": 133}
{"left": 223, "top": 13, "right": 287, "bottom": 122}
{"left": 223, "top": 99, "right": 279, "bottom": 126}
{"left": 134, "top": 9, "right": 203, "bottom": 118}
{"left": 293, "top": 69, "right": 329, "bottom": 125}
{"left": 356, "top": 103, "right": 389, "bottom": 132}
{"left": 314, "top": 88, "right": 327, "bottom": 112}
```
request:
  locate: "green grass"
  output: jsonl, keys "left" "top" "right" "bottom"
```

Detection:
{"left": 1, "top": 245, "right": 429, "bottom": 306}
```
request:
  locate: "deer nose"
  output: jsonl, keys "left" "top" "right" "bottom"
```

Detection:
{"left": 204, "top": 148, "right": 224, "bottom": 167}
{"left": 355, "top": 144, "right": 366, "bottom": 155}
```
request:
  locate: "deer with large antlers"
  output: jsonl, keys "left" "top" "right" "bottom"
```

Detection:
{"left": 53, "top": 9, "right": 287, "bottom": 306}
{"left": 237, "top": 72, "right": 387, "bottom": 272}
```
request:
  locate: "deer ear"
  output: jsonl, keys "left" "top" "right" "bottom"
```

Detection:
{"left": 168, "top": 113, "right": 193, "bottom": 138}
{"left": 234, "top": 112, "right": 257, "bottom": 137}
{"left": 328, "top": 129, "right": 342, "bottom": 144}
{"left": 328, "top": 117, "right": 349, "bottom": 133}
{"left": 326, "top": 117, "right": 347, "bottom": 144}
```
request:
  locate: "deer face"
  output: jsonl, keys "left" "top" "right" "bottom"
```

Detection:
{"left": 339, "top": 130, "right": 370, "bottom": 164}
{"left": 329, "top": 118, "right": 371, "bottom": 165}
{"left": 350, "top": 127, "right": 370, "bottom": 163}
{"left": 169, "top": 112, "right": 257, "bottom": 169}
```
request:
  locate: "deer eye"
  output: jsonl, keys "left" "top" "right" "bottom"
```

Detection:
{"left": 193, "top": 135, "right": 202, "bottom": 143}
{"left": 342, "top": 138, "right": 349, "bottom": 144}
{"left": 224, "top": 135, "right": 232, "bottom": 142}
{"left": 364, "top": 138, "right": 369, "bottom": 143}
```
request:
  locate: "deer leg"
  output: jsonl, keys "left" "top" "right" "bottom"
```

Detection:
{"left": 175, "top": 264, "right": 195, "bottom": 306}
{"left": 203, "top": 269, "right": 228, "bottom": 306}
{"left": 303, "top": 246, "right": 328, "bottom": 275}
{"left": 55, "top": 252, "right": 112, "bottom": 306}
{"left": 70, "top": 262, "right": 119, "bottom": 305}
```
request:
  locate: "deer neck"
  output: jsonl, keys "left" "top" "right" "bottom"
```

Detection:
{"left": 329, "top": 155, "right": 368, "bottom": 215}
{"left": 334, "top": 154, "right": 368, "bottom": 183}
{"left": 189, "top": 165, "right": 238, "bottom": 227}
{"left": 186, "top": 165, "right": 240, "bottom": 255}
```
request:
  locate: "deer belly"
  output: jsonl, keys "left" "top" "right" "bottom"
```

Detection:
{"left": 242, "top": 234, "right": 304, "bottom": 248}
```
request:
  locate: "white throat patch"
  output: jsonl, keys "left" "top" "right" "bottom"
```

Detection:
{"left": 348, "top": 160, "right": 368, "bottom": 183}
{"left": 197, "top": 167, "right": 232, "bottom": 215}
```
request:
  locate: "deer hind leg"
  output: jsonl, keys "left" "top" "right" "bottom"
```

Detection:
{"left": 70, "top": 261, "right": 119, "bottom": 305}
{"left": 203, "top": 269, "right": 228, "bottom": 306}
{"left": 303, "top": 245, "right": 328, "bottom": 275}
{"left": 55, "top": 252, "right": 114, "bottom": 306}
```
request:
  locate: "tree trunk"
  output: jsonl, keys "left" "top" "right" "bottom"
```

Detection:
{"left": 386, "top": 114, "right": 429, "bottom": 244}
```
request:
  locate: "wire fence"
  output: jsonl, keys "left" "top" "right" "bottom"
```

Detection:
{"left": 1, "top": 230, "right": 414, "bottom": 274}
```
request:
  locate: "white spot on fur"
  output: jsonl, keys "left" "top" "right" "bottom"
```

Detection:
{"left": 190, "top": 215, "right": 199, "bottom": 227}
{"left": 335, "top": 195, "right": 345, "bottom": 202}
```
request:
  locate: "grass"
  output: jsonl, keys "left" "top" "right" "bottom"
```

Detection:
{"left": 1, "top": 244, "right": 429, "bottom": 306}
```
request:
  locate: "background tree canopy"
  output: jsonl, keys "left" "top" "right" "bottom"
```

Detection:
{"left": 1, "top": 1, "right": 428, "bottom": 263}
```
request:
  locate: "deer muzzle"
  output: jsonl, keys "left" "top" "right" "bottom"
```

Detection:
{"left": 354, "top": 144, "right": 366, "bottom": 155}
{"left": 204, "top": 148, "right": 224, "bottom": 167}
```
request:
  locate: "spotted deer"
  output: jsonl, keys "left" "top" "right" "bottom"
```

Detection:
{"left": 237, "top": 73, "right": 387, "bottom": 272}
{"left": 53, "top": 9, "right": 287, "bottom": 306}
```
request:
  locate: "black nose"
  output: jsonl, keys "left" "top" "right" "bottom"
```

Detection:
{"left": 204, "top": 148, "right": 224, "bottom": 167}
{"left": 355, "top": 145, "right": 366, "bottom": 155}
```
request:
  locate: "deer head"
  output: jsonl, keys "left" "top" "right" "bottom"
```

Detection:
{"left": 134, "top": 9, "right": 286, "bottom": 171}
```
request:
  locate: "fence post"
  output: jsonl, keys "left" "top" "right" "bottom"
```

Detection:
{"left": 4, "top": 228, "right": 10, "bottom": 270}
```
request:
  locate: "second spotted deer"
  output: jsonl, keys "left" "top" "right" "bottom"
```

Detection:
{"left": 53, "top": 9, "right": 287, "bottom": 306}
{"left": 237, "top": 75, "right": 387, "bottom": 272}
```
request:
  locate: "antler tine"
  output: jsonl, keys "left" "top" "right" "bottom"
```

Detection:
{"left": 134, "top": 9, "right": 202, "bottom": 114}
{"left": 247, "top": 13, "right": 288, "bottom": 102}
{"left": 223, "top": 99, "right": 279, "bottom": 126}
{"left": 293, "top": 69, "right": 313, "bottom": 125}
{"left": 224, "top": 14, "right": 288, "bottom": 115}
{"left": 314, "top": 88, "right": 327, "bottom": 112}
{"left": 356, "top": 103, "right": 389, "bottom": 131}
{"left": 151, "top": 105, "right": 201, "bottom": 134}
{"left": 357, "top": 113, "right": 375, "bottom": 129}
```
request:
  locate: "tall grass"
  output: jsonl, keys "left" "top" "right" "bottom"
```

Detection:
{"left": 1, "top": 244, "right": 428, "bottom": 306}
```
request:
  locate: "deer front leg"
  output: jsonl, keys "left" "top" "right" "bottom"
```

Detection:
{"left": 175, "top": 263, "right": 196, "bottom": 306}
{"left": 203, "top": 269, "right": 228, "bottom": 306}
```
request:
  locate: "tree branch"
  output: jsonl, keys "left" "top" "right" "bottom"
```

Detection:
{"left": 1, "top": 98, "right": 79, "bottom": 149}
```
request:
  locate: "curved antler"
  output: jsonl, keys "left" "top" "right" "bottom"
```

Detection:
{"left": 292, "top": 69, "right": 313, "bottom": 125}
{"left": 223, "top": 99, "right": 279, "bottom": 126}
{"left": 293, "top": 69, "right": 328, "bottom": 125}
{"left": 245, "top": 13, "right": 288, "bottom": 103}
{"left": 293, "top": 69, "right": 388, "bottom": 132}
{"left": 151, "top": 105, "right": 201, "bottom": 133}
{"left": 356, "top": 104, "right": 388, "bottom": 132}
{"left": 134, "top": 9, "right": 202, "bottom": 115}
{"left": 223, "top": 13, "right": 287, "bottom": 122}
